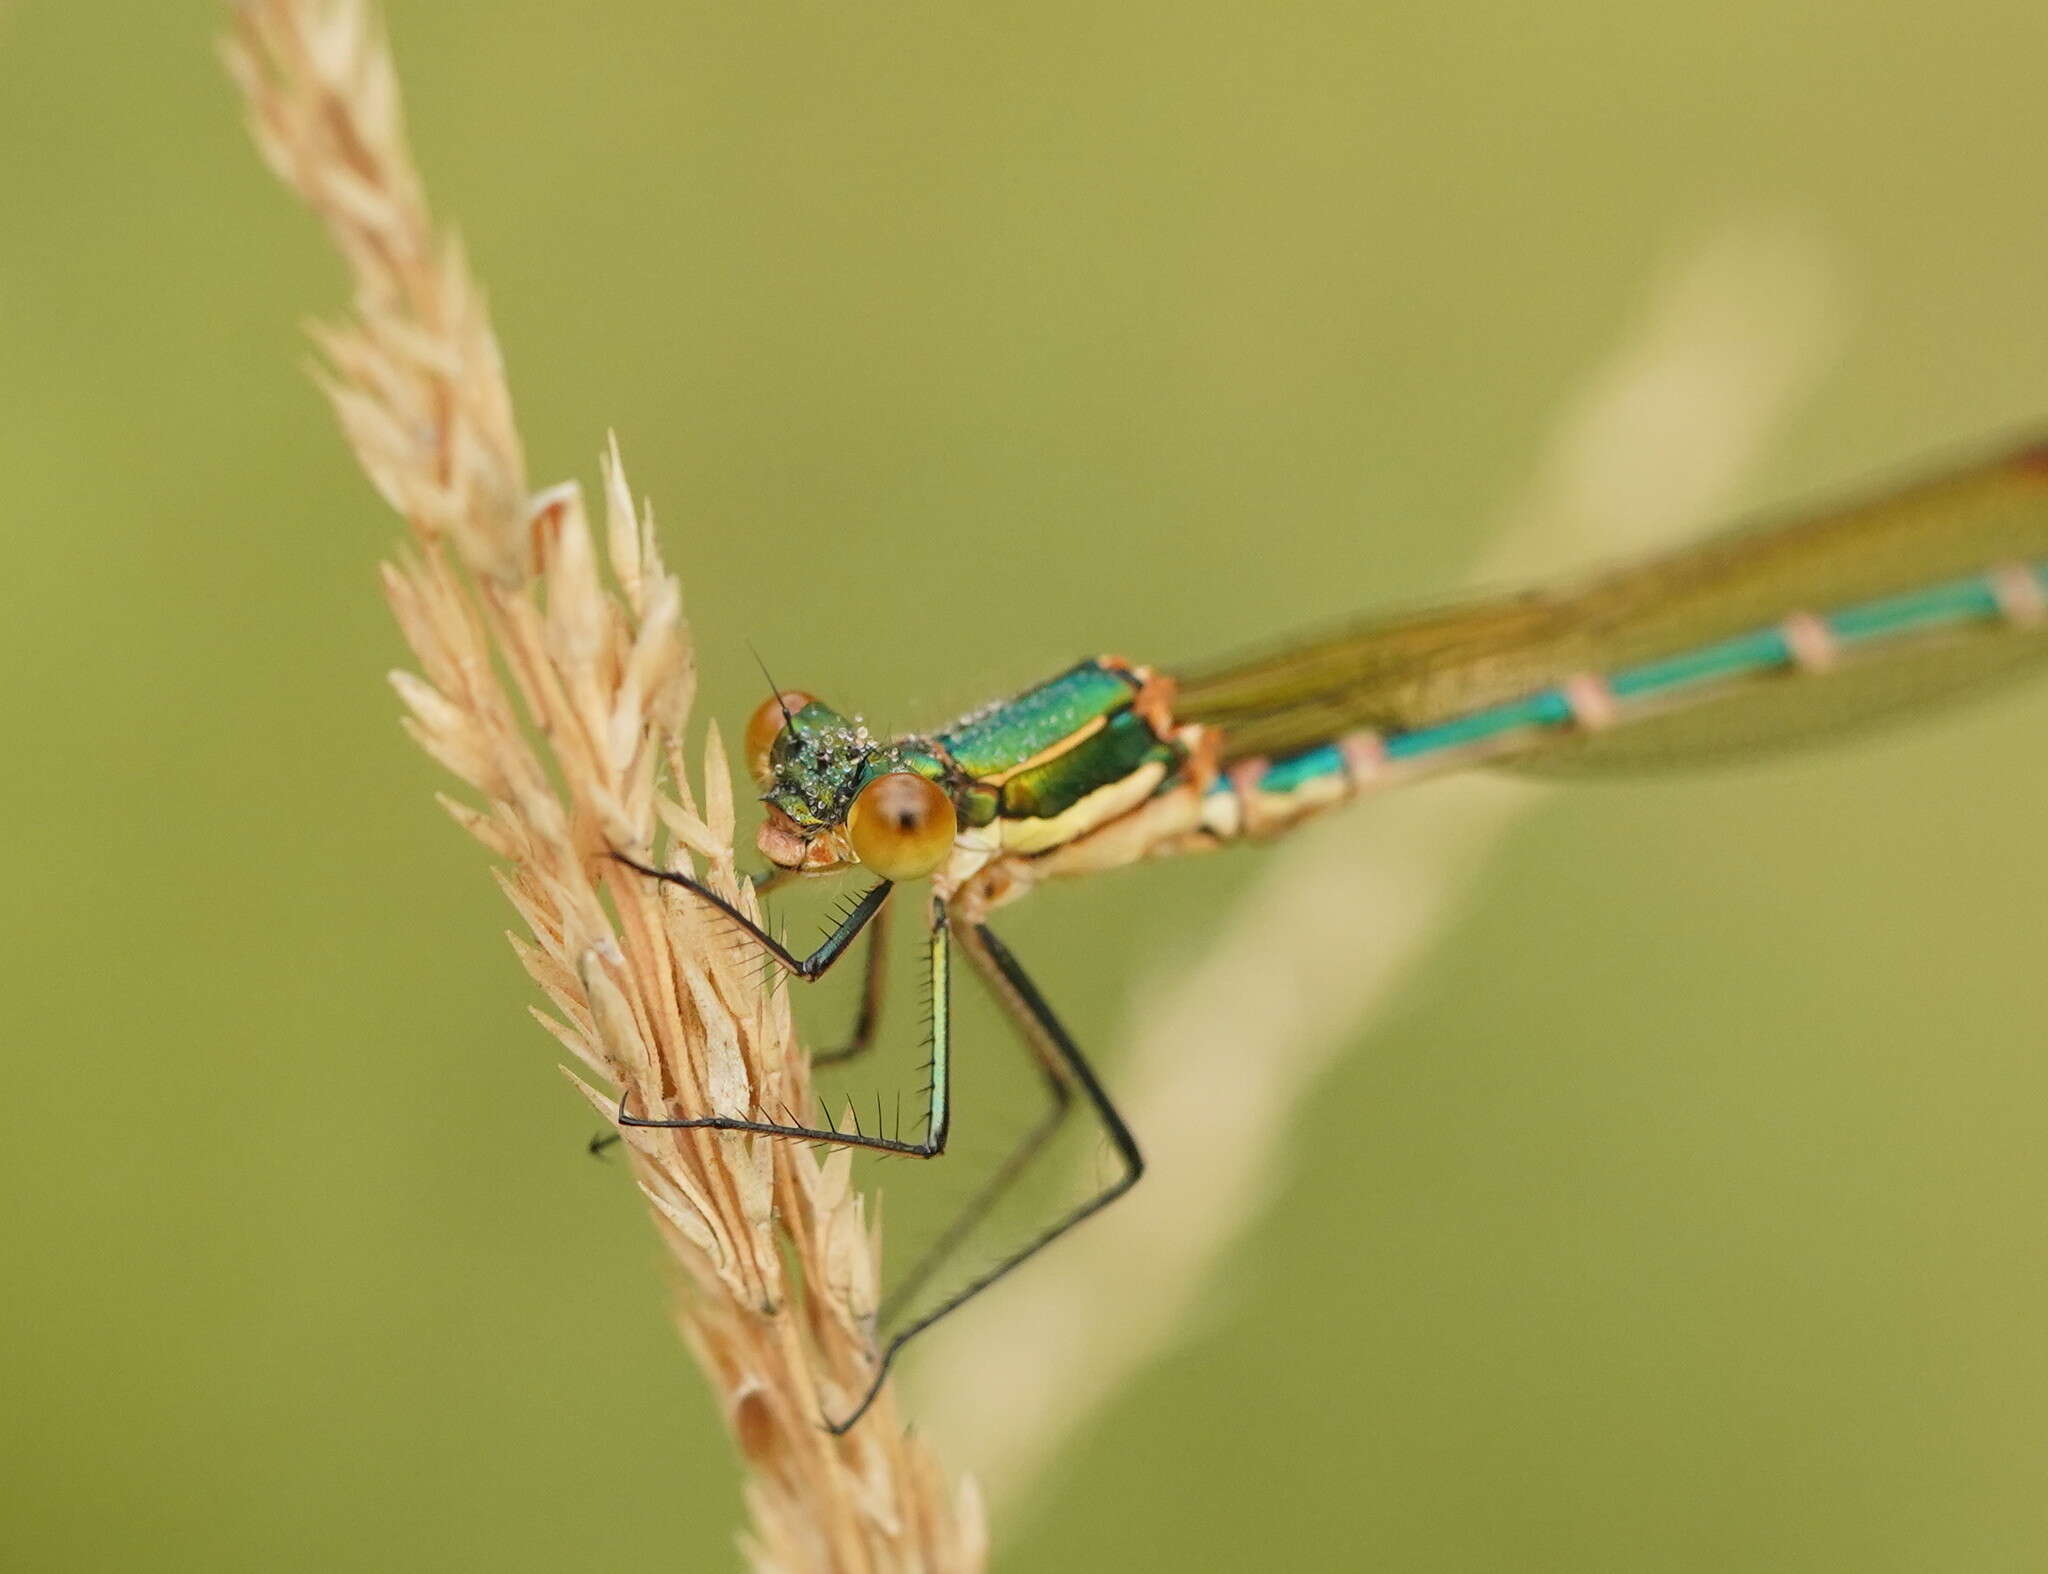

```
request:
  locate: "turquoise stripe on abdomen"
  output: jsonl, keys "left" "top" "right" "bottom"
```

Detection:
{"left": 1213, "top": 556, "right": 2048, "bottom": 828}
{"left": 1254, "top": 742, "right": 1347, "bottom": 795}
{"left": 1383, "top": 688, "right": 1574, "bottom": 760}
{"left": 1825, "top": 576, "right": 2001, "bottom": 641}
{"left": 1608, "top": 626, "right": 1792, "bottom": 701}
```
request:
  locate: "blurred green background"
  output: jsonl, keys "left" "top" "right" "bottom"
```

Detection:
{"left": 7, "top": 1, "right": 2048, "bottom": 1568}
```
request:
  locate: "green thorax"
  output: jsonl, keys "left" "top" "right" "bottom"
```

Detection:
{"left": 933, "top": 658, "right": 1182, "bottom": 830}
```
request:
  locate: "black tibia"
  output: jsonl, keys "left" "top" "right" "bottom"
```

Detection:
{"left": 812, "top": 895, "right": 892, "bottom": 1067}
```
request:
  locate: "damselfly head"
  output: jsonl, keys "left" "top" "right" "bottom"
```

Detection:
{"left": 746, "top": 691, "right": 958, "bottom": 879}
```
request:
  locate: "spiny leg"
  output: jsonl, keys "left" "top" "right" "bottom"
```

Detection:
{"left": 589, "top": 857, "right": 891, "bottom": 1156}
{"left": 622, "top": 850, "right": 904, "bottom": 1070}
{"left": 812, "top": 893, "right": 893, "bottom": 1068}
{"left": 876, "top": 947, "right": 1075, "bottom": 1327}
{"left": 600, "top": 853, "right": 1142, "bottom": 1434}
{"left": 828, "top": 918, "right": 1143, "bottom": 1434}
{"left": 610, "top": 852, "right": 887, "bottom": 980}
{"left": 607, "top": 890, "right": 952, "bottom": 1161}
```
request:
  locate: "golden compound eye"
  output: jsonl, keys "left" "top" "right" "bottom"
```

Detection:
{"left": 846, "top": 772, "right": 956, "bottom": 882}
{"left": 743, "top": 690, "right": 816, "bottom": 783}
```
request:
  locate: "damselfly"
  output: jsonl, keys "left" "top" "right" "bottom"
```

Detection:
{"left": 612, "top": 436, "right": 2048, "bottom": 1430}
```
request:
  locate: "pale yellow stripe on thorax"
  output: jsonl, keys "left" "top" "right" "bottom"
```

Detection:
{"left": 997, "top": 758, "right": 1171, "bottom": 855}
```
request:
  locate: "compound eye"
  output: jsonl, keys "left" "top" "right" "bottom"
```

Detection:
{"left": 846, "top": 772, "right": 956, "bottom": 882}
{"left": 743, "top": 690, "right": 816, "bottom": 783}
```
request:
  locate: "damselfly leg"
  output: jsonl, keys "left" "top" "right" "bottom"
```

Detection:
{"left": 813, "top": 919, "right": 1141, "bottom": 1434}
{"left": 606, "top": 855, "right": 939, "bottom": 1158}
{"left": 587, "top": 858, "right": 894, "bottom": 1155}
{"left": 871, "top": 922, "right": 1142, "bottom": 1337}
{"left": 813, "top": 895, "right": 892, "bottom": 1068}
{"left": 604, "top": 852, "right": 1142, "bottom": 1433}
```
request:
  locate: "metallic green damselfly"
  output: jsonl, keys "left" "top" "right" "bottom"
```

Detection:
{"left": 613, "top": 436, "right": 2048, "bottom": 1431}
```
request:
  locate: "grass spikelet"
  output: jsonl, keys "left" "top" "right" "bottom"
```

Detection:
{"left": 225, "top": 2, "right": 984, "bottom": 1565}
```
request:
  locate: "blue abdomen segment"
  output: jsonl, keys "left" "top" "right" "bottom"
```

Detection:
{"left": 1606, "top": 627, "right": 1798, "bottom": 701}
{"left": 1382, "top": 689, "right": 1575, "bottom": 760}
{"left": 1254, "top": 743, "right": 1347, "bottom": 795}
